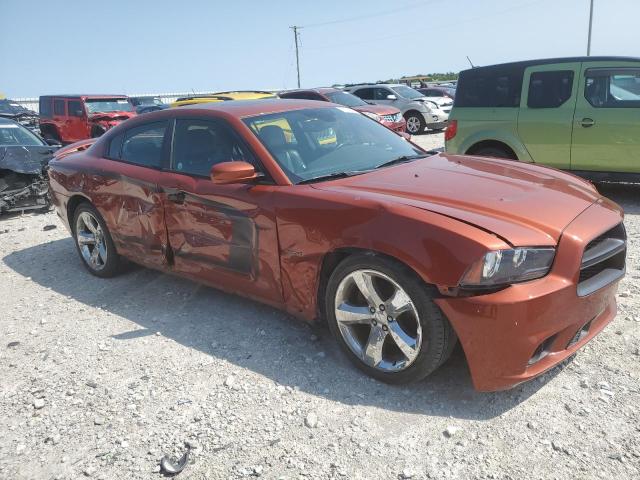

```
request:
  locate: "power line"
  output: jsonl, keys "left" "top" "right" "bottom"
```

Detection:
{"left": 290, "top": 26, "right": 302, "bottom": 88}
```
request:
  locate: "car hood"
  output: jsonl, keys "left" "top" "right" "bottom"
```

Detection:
{"left": 312, "top": 153, "right": 602, "bottom": 246}
{"left": 0, "top": 145, "right": 57, "bottom": 175}
{"left": 352, "top": 104, "right": 401, "bottom": 116}
{"left": 89, "top": 111, "right": 135, "bottom": 122}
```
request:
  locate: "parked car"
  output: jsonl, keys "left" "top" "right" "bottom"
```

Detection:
{"left": 417, "top": 86, "right": 456, "bottom": 100}
{"left": 278, "top": 88, "right": 406, "bottom": 133}
{"left": 170, "top": 91, "right": 275, "bottom": 108}
{"left": 0, "top": 99, "right": 40, "bottom": 135}
{"left": 446, "top": 56, "right": 640, "bottom": 180}
{"left": 0, "top": 117, "right": 56, "bottom": 214}
{"left": 39, "top": 95, "right": 136, "bottom": 144}
{"left": 347, "top": 84, "right": 446, "bottom": 134}
{"left": 48, "top": 99, "right": 625, "bottom": 391}
{"left": 129, "top": 96, "right": 168, "bottom": 114}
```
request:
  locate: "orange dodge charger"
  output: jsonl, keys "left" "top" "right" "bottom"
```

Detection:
{"left": 47, "top": 99, "right": 626, "bottom": 391}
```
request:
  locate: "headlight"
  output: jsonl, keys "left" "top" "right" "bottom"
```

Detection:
{"left": 362, "top": 111, "right": 381, "bottom": 122}
{"left": 460, "top": 248, "right": 555, "bottom": 287}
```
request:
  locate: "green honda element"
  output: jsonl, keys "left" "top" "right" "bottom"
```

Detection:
{"left": 445, "top": 56, "right": 640, "bottom": 181}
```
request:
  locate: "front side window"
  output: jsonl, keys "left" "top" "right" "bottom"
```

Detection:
{"left": 53, "top": 99, "right": 65, "bottom": 116}
{"left": 584, "top": 68, "right": 640, "bottom": 108}
{"left": 527, "top": 70, "right": 574, "bottom": 108}
{"left": 68, "top": 100, "right": 84, "bottom": 117}
{"left": 374, "top": 88, "right": 392, "bottom": 100}
{"left": 85, "top": 98, "right": 134, "bottom": 113}
{"left": 352, "top": 88, "right": 374, "bottom": 100}
{"left": 120, "top": 121, "right": 168, "bottom": 168}
{"left": 244, "top": 107, "right": 422, "bottom": 183}
{"left": 171, "top": 119, "right": 255, "bottom": 177}
{"left": 325, "top": 91, "right": 367, "bottom": 108}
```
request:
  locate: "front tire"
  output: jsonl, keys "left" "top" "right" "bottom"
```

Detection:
{"left": 470, "top": 146, "right": 516, "bottom": 160}
{"left": 72, "top": 203, "right": 122, "bottom": 278}
{"left": 325, "top": 254, "right": 457, "bottom": 384}
{"left": 404, "top": 112, "right": 425, "bottom": 135}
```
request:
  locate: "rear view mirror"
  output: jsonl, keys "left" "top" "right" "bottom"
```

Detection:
{"left": 386, "top": 94, "right": 397, "bottom": 100}
{"left": 210, "top": 161, "right": 258, "bottom": 184}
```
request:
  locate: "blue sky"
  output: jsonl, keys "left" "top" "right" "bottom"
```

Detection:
{"left": 2, "top": 0, "right": 639, "bottom": 98}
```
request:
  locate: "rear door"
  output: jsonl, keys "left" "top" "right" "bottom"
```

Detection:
{"left": 52, "top": 98, "right": 68, "bottom": 142}
{"left": 158, "top": 118, "right": 282, "bottom": 304}
{"left": 517, "top": 62, "right": 579, "bottom": 169}
{"left": 571, "top": 61, "right": 640, "bottom": 173}
{"left": 99, "top": 120, "right": 170, "bottom": 268}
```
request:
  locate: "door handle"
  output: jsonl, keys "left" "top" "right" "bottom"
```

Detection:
{"left": 167, "top": 190, "right": 186, "bottom": 204}
{"left": 580, "top": 118, "right": 595, "bottom": 128}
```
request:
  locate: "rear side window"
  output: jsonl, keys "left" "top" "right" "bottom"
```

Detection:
{"left": 120, "top": 121, "right": 168, "bottom": 168}
{"left": 527, "top": 70, "right": 574, "bottom": 108}
{"left": 68, "top": 100, "right": 84, "bottom": 117}
{"left": 456, "top": 68, "right": 523, "bottom": 107}
{"left": 40, "top": 98, "right": 52, "bottom": 117}
{"left": 352, "top": 88, "right": 374, "bottom": 100}
{"left": 53, "top": 99, "right": 66, "bottom": 115}
{"left": 584, "top": 68, "right": 640, "bottom": 108}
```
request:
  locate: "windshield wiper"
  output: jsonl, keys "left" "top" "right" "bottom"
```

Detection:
{"left": 297, "top": 170, "right": 370, "bottom": 185}
{"left": 375, "top": 154, "right": 428, "bottom": 169}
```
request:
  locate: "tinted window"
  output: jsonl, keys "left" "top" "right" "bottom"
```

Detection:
{"left": 107, "top": 133, "right": 124, "bottom": 159}
{"left": 325, "top": 91, "right": 368, "bottom": 108}
{"left": 352, "top": 88, "right": 374, "bottom": 100}
{"left": 171, "top": 119, "right": 255, "bottom": 177}
{"left": 68, "top": 100, "right": 84, "bottom": 117}
{"left": 527, "top": 70, "right": 574, "bottom": 108}
{"left": 280, "top": 91, "right": 325, "bottom": 101}
{"left": 456, "top": 68, "right": 523, "bottom": 107}
{"left": 40, "top": 98, "right": 52, "bottom": 117}
{"left": 374, "top": 88, "right": 392, "bottom": 100}
{"left": 121, "top": 122, "right": 167, "bottom": 168}
{"left": 584, "top": 68, "right": 640, "bottom": 108}
{"left": 54, "top": 99, "right": 65, "bottom": 116}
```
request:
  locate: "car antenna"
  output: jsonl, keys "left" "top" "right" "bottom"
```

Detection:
{"left": 466, "top": 56, "right": 476, "bottom": 68}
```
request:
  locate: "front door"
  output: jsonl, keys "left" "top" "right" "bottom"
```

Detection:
{"left": 65, "top": 99, "right": 90, "bottom": 143}
{"left": 571, "top": 62, "right": 640, "bottom": 174}
{"left": 158, "top": 118, "right": 282, "bottom": 305}
{"left": 517, "top": 62, "right": 579, "bottom": 169}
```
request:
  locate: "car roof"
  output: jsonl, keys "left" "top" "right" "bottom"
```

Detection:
{"left": 348, "top": 84, "right": 403, "bottom": 88}
{"left": 280, "top": 87, "right": 340, "bottom": 95}
{"left": 180, "top": 98, "right": 336, "bottom": 117}
{"left": 460, "top": 56, "right": 640, "bottom": 75}
{"left": 40, "top": 94, "right": 128, "bottom": 99}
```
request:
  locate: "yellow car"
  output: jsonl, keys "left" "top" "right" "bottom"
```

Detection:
{"left": 169, "top": 90, "right": 275, "bottom": 108}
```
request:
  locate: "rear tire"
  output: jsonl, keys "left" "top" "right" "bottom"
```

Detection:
{"left": 325, "top": 254, "right": 457, "bottom": 384}
{"left": 72, "top": 203, "right": 122, "bottom": 278}
{"left": 470, "top": 146, "right": 516, "bottom": 160}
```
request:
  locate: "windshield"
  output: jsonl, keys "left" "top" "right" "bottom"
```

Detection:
{"left": 85, "top": 98, "right": 134, "bottom": 113}
{"left": 244, "top": 107, "right": 422, "bottom": 183}
{"left": 325, "top": 91, "right": 368, "bottom": 108}
{"left": 0, "top": 123, "right": 45, "bottom": 146}
{"left": 391, "top": 85, "right": 424, "bottom": 100}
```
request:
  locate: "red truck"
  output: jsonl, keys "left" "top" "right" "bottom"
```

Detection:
{"left": 39, "top": 95, "right": 136, "bottom": 145}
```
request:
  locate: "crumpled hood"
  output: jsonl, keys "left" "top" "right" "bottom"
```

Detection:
{"left": 0, "top": 145, "right": 57, "bottom": 175}
{"left": 312, "top": 153, "right": 602, "bottom": 246}
{"left": 89, "top": 111, "right": 135, "bottom": 123}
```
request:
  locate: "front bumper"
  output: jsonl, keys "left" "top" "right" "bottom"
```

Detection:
{"left": 436, "top": 200, "right": 624, "bottom": 391}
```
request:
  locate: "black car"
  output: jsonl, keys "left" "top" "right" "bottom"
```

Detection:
{"left": 128, "top": 96, "right": 168, "bottom": 114}
{"left": 0, "top": 99, "right": 40, "bottom": 135}
{"left": 0, "top": 118, "right": 57, "bottom": 214}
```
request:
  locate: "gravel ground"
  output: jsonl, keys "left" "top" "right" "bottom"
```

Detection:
{"left": 1, "top": 139, "right": 639, "bottom": 479}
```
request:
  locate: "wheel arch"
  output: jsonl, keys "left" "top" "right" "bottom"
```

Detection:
{"left": 456, "top": 131, "right": 532, "bottom": 162}
{"left": 66, "top": 194, "right": 92, "bottom": 233}
{"left": 466, "top": 140, "right": 519, "bottom": 160}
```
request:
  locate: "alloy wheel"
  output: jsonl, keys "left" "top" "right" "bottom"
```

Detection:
{"left": 334, "top": 269, "right": 423, "bottom": 372}
{"left": 406, "top": 116, "right": 420, "bottom": 134}
{"left": 75, "top": 211, "right": 108, "bottom": 271}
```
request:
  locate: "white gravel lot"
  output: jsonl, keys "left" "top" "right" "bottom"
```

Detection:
{"left": 1, "top": 135, "right": 639, "bottom": 479}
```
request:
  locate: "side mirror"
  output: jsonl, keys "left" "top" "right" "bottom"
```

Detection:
{"left": 210, "top": 161, "right": 258, "bottom": 185}
{"left": 45, "top": 138, "right": 62, "bottom": 147}
{"left": 386, "top": 94, "right": 397, "bottom": 100}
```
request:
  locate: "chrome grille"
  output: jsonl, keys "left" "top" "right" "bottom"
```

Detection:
{"left": 577, "top": 223, "right": 626, "bottom": 296}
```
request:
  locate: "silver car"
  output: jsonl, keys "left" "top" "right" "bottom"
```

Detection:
{"left": 346, "top": 84, "right": 446, "bottom": 134}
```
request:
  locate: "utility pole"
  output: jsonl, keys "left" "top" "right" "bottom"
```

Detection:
{"left": 587, "top": 0, "right": 594, "bottom": 55}
{"left": 290, "top": 26, "right": 301, "bottom": 87}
